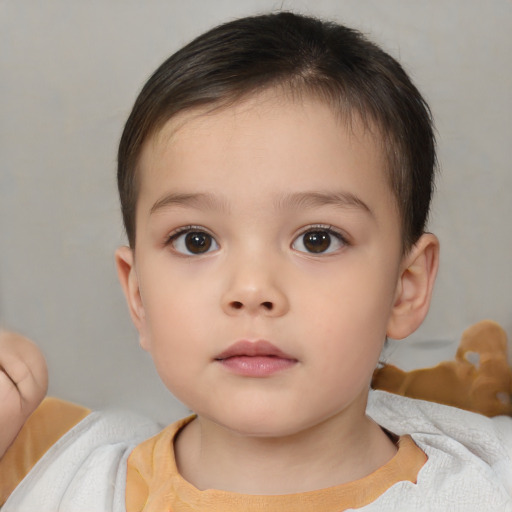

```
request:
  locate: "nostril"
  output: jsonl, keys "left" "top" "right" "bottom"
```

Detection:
{"left": 227, "top": 300, "right": 275, "bottom": 311}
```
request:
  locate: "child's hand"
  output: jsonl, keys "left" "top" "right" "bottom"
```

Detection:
{"left": 0, "top": 331, "right": 48, "bottom": 458}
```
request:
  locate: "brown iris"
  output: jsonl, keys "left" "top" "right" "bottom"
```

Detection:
{"left": 302, "top": 231, "right": 331, "bottom": 253}
{"left": 185, "top": 232, "right": 212, "bottom": 254}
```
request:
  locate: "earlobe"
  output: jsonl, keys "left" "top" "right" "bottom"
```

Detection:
{"left": 115, "top": 246, "right": 148, "bottom": 348}
{"left": 387, "top": 233, "right": 439, "bottom": 340}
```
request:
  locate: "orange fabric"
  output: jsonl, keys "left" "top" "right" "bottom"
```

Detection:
{"left": 0, "top": 397, "right": 90, "bottom": 506}
{"left": 126, "top": 416, "right": 427, "bottom": 512}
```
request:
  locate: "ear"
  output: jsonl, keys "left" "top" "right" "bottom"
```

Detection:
{"left": 115, "top": 246, "right": 149, "bottom": 350}
{"left": 387, "top": 233, "right": 439, "bottom": 340}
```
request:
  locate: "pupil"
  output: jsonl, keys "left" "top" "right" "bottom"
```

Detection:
{"left": 304, "top": 231, "right": 330, "bottom": 253}
{"left": 185, "top": 232, "right": 211, "bottom": 253}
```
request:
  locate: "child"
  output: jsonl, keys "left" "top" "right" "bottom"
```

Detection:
{"left": 1, "top": 11, "right": 511, "bottom": 512}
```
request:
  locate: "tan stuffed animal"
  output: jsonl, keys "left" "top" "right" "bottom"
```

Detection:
{"left": 372, "top": 320, "right": 512, "bottom": 417}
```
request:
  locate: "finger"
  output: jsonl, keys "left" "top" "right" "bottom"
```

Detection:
{"left": 0, "top": 366, "right": 20, "bottom": 404}
{"left": 0, "top": 363, "right": 17, "bottom": 388}
{"left": 0, "top": 332, "right": 48, "bottom": 413}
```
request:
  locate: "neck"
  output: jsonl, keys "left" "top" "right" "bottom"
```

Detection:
{"left": 174, "top": 406, "right": 396, "bottom": 495}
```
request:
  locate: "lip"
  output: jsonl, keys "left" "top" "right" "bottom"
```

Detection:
{"left": 215, "top": 340, "right": 294, "bottom": 360}
{"left": 215, "top": 340, "right": 298, "bottom": 377}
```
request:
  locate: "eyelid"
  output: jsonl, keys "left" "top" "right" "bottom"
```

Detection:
{"left": 292, "top": 224, "right": 350, "bottom": 254}
{"left": 296, "top": 224, "right": 349, "bottom": 242}
{"left": 164, "top": 225, "right": 219, "bottom": 255}
{"left": 165, "top": 225, "right": 202, "bottom": 241}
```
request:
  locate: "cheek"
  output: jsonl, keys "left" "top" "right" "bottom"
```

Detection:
{"left": 300, "top": 263, "right": 397, "bottom": 329}
{"left": 138, "top": 265, "right": 218, "bottom": 365}
{"left": 295, "top": 261, "right": 396, "bottom": 366}
{"left": 142, "top": 299, "right": 202, "bottom": 401}
{"left": 141, "top": 260, "right": 211, "bottom": 325}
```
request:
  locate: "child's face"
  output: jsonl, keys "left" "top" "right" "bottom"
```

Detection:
{"left": 121, "top": 91, "right": 408, "bottom": 437}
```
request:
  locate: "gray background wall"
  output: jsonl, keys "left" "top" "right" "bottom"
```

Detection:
{"left": 1, "top": 0, "right": 511, "bottom": 424}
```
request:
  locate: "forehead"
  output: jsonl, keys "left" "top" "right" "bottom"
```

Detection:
{"left": 136, "top": 91, "right": 396, "bottom": 223}
{"left": 141, "top": 91, "right": 387, "bottom": 179}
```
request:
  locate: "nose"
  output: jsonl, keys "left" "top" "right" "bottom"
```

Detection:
{"left": 220, "top": 256, "right": 289, "bottom": 317}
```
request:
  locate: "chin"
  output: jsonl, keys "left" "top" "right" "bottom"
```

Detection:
{"left": 208, "top": 406, "right": 316, "bottom": 440}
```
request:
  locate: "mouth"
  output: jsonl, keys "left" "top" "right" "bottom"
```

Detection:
{"left": 215, "top": 340, "right": 298, "bottom": 377}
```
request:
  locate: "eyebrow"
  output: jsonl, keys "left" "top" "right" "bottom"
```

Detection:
{"left": 275, "top": 191, "right": 373, "bottom": 216}
{"left": 150, "top": 190, "right": 373, "bottom": 217}
{"left": 150, "top": 192, "right": 229, "bottom": 215}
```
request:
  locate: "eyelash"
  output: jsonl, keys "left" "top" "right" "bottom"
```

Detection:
{"left": 292, "top": 224, "right": 350, "bottom": 254}
{"left": 164, "top": 225, "right": 219, "bottom": 254}
{"left": 163, "top": 224, "right": 350, "bottom": 255}
{"left": 164, "top": 225, "right": 206, "bottom": 244}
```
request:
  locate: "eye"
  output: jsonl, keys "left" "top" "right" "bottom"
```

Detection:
{"left": 292, "top": 228, "right": 346, "bottom": 254}
{"left": 168, "top": 228, "right": 219, "bottom": 255}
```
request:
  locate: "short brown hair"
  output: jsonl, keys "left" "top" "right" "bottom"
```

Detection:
{"left": 118, "top": 12, "right": 436, "bottom": 250}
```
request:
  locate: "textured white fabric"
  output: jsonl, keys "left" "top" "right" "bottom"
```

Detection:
{"left": 3, "top": 391, "right": 512, "bottom": 511}
{"left": 363, "top": 391, "right": 512, "bottom": 511}
{"left": 2, "top": 408, "right": 160, "bottom": 512}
